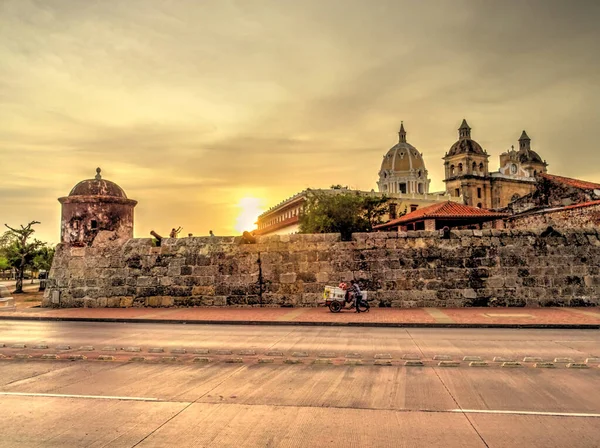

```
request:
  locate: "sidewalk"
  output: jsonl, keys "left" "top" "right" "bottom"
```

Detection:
{"left": 1, "top": 305, "right": 600, "bottom": 328}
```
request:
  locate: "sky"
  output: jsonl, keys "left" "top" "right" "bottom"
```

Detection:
{"left": 1, "top": 0, "right": 599, "bottom": 243}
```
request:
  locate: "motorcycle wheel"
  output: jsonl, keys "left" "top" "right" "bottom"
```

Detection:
{"left": 358, "top": 301, "right": 370, "bottom": 313}
{"left": 329, "top": 301, "right": 342, "bottom": 313}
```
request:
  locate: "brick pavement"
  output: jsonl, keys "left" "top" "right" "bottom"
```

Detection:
{"left": 1, "top": 305, "right": 600, "bottom": 328}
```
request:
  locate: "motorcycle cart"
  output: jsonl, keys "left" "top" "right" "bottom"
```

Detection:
{"left": 323, "top": 285, "right": 369, "bottom": 313}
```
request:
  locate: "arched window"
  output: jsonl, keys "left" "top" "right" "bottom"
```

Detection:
{"left": 418, "top": 183, "right": 423, "bottom": 194}
{"left": 472, "top": 162, "right": 477, "bottom": 172}
{"left": 450, "top": 165, "right": 455, "bottom": 175}
{"left": 477, "top": 203, "right": 482, "bottom": 208}
{"left": 533, "top": 170, "right": 537, "bottom": 176}
{"left": 479, "top": 162, "right": 484, "bottom": 172}
{"left": 458, "top": 163, "right": 463, "bottom": 173}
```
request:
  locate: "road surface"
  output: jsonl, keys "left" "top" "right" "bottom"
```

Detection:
{"left": 0, "top": 321, "right": 599, "bottom": 447}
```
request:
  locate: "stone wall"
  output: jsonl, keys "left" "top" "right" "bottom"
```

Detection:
{"left": 507, "top": 202, "right": 600, "bottom": 230}
{"left": 43, "top": 229, "right": 600, "bottom": 309}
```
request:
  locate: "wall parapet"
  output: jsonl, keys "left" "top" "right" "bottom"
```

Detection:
{"left": 44, "top": 229, "right": 600, "bottom": 309}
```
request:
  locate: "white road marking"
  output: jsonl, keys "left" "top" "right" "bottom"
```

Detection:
{"left": 0, "top": 391, "right": 159, "bottom": 402}
{"left": 452, "top": 409, "right": 600, "bottom": 418}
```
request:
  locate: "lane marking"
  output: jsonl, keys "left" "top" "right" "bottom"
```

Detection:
{"left": 451, "top": 409, "right": 600, "bottom": 418}
{"left": 0, "top": 391, "right": 159, "bottom": 402}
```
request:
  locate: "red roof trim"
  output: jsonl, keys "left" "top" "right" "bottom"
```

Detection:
{"left": 560, "top": 199, "right": 600, "bottom": 211}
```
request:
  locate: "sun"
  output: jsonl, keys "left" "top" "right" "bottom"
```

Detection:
{"left": 234, "top": 197, "right": 264, "bottom": 233}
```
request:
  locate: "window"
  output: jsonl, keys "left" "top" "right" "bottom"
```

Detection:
{"left": 479, "top": 162, "right": 484, "bottom": 172}
{"left": 450, "top": 165, "right": 455, "bottom": 175}
{"left": 472, "top": 162, "right": 477, "bottom": 172}
{"left": 418, "top": 183, "right": 423, "bottom": 194}
{"left": 410, "top": 204, "right": 418, "bottom": 212}
{"left": 455, "top": 188, "right": 460, "bottom": 197}
{"left": 477, "top": 187, "right": 482, "bottom": 199}
{"left": 91, "top": 220, "right": 98, "bottom": 230}
{"left": 399, "top": 183, "right": 407, "bottom": 194}
{"left": 458, "top": 163, "right": 463, "bottom": 173}
{"left": 477, "top": 203, "right": 482, "bottom": 208}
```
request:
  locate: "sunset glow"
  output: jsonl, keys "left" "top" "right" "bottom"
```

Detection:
{"left": 0, "top": 1, "right": 598, "bottom": 243}
{"left": 234, "top": 197, "right": 264, "bottom": 233}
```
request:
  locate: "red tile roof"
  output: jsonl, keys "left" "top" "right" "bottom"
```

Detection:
{"left": 374, "top": 201, "right": 508, "bottom": 229}
{"left": 541, "top": 173, "right": 600, "bottom": 190}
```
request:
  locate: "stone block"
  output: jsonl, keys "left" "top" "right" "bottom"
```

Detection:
{"left": 192, "top": 285, "right": 215, "bottom": 296}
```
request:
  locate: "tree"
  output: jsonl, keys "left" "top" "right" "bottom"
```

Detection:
{"left": 33, "top": 246, "right": 55, "bottom": 273}
{"left": 299, "top": 189, "right": 389, "bottom": 241}
{"left": 3, "top": 221, "right": 45, "bottom": 294}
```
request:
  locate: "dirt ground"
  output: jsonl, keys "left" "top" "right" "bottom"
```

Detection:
{"left": 0, "top": 280, "right": 43, "bottom": 309}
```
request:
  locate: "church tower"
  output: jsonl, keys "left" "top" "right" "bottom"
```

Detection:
{"left": 443, "top": 120, "right": 491, "bottom": 208}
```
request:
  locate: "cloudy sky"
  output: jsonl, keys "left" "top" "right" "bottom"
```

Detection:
{"left": 1, "top": 0, "right": 599, "bottom": 243}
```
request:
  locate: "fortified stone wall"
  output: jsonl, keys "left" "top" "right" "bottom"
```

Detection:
{"left": 43, "top": 229, "right": 600, "bottom": 308}
{"left": 506, "top": 202, "right": 600, "bottom": 230}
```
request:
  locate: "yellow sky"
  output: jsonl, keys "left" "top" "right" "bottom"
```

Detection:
{"left": 1, "top": 0, "right": 599, "bottom": 243}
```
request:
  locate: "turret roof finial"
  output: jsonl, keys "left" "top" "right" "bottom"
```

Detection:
{"left": 458, "top": 119, "right": 471, "bottom": 139}
{"left": 95, "top": 167, "right": 102, "bottom": 180}
{"left": 398, "top": 121, "right": 407, "bottom": 143}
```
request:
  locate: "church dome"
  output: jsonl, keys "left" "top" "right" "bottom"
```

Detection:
{"left": 377, "top": 123, "right": 430, "bottom": 195}
{"left": 517, "top": 149, "right": 544, "bottom": 164}
{"left": 447, "top": 119, "right": 486, "bottom": 156}
{"left": 447, "top": 138, "right": 486, "bottom": 156}
{"left": 380, "top": 141, "right": 426, "bottom": 173}
{"left": 516, "top": 131, "right": 544, "bottom": 164}
{"left": 69, "top": 168, "right": 128, "bottom": 198}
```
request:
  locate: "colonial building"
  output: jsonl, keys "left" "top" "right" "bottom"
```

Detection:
{"left": 255, "top": 188, "right": 458, "bottom": 236}
{"left": 255, "top": 123, "right": 459, "bottom": 236}
{"left": 443, "top": 120, "right": 548, "bottom": 209}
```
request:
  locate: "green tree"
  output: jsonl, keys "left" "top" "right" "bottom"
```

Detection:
{"left": 3, "top": 221, "right": 45, "bottom": 294}
{"left": 0, "top": 256, "right": 9, "bottom": 275}
{"left": 33, "top": 246, "right": 55, "bottom": 273}
{"left": 299, "top": 189, "right": 389, "bottom": 241}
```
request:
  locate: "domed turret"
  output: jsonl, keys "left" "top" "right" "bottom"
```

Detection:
{"left": 69, "top": 168, "right": 128, "bottom": 198}
{"left": 58, "top": 168, "right": 137, "bottom": 246}
{"left": 377, "top": 123, "right": 430, "bottom": 194}
{"left": 447, "top": 119, "right": 486, "bottom": 156}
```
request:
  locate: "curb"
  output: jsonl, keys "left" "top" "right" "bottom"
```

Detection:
{"left": 0, "top": 315, "right": 599, "bottom": 329}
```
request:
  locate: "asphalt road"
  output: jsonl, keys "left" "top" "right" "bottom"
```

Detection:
{"left": 1, "top": 321, "right": 599, "bottom": 447}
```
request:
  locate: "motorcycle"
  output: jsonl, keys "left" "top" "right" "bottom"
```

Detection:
{"left": 323, "top": 285, "right": 370, "bottom": 313}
